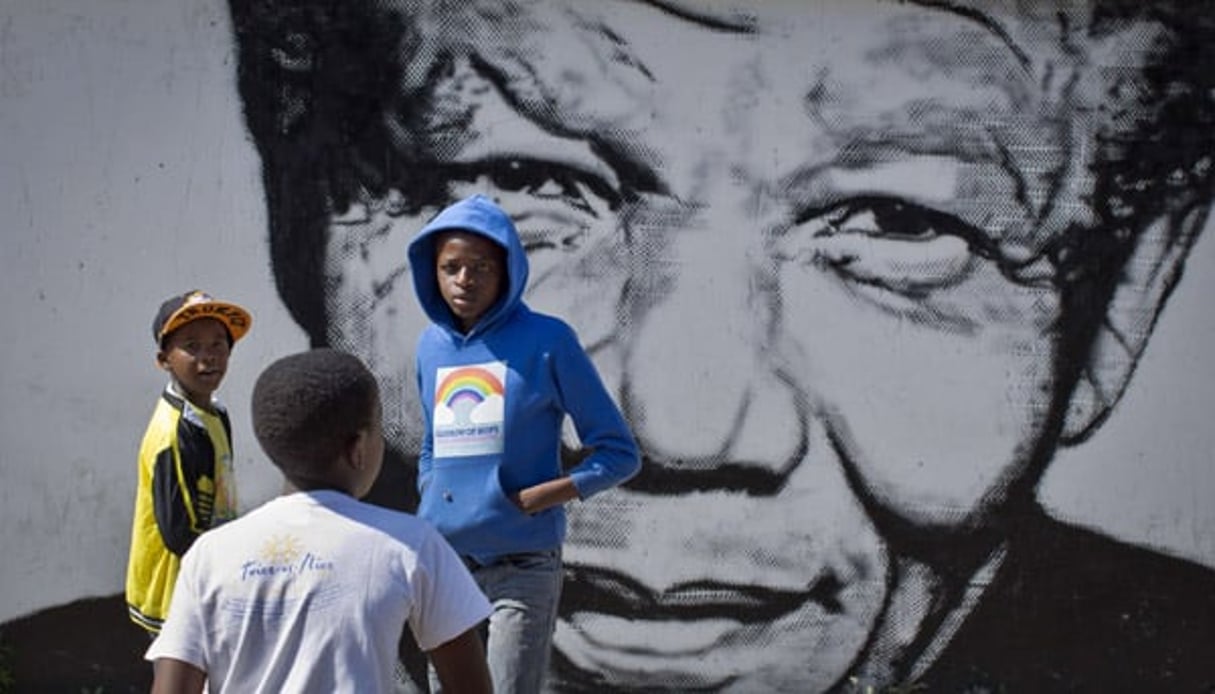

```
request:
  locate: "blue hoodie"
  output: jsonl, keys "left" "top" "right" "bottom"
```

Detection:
{"left": 407, "top": 194, "right": 640, "bottom": 564}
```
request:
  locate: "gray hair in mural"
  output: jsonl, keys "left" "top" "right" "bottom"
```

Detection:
{"left": 226, "top": 0, "right": 1215, "bottom": 690}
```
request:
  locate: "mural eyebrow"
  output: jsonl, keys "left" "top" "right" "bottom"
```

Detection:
{"left": 457, "top": 53, "right": 667, "bottom": 197}
{"left": 587, "top": 140, "right": 667, "bottom": 197}
{"left": 634, "top": 0, "right": 759, "bottom": 33}
{"left": 903, "top": 0, "right": 1033, "bottom": 71}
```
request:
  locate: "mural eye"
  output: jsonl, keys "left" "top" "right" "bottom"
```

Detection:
{"left": 778, "top": 197, "right": 999, "bottom": 297}
{"left": 440, "top": 157, "right": 624, "bottom": 258}
{"left": 448, "top": 157, "right": 619, "bottom": 214}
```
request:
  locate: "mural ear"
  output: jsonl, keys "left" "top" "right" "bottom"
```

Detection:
{"left": 1061, "top": 208, "right": 1209, "bottom": 443}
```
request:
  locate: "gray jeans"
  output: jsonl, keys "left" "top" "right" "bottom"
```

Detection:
{"left": 429, "top": 549, "right": 563, "bottom": 694}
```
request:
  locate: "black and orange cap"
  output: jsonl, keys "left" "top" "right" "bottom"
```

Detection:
{"left": 153, "top": 290, "right": 252, "bottom": 346}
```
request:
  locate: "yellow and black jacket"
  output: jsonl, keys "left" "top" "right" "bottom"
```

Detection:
{"left": 125, "top": 385, "right": 236, "bottom": 633}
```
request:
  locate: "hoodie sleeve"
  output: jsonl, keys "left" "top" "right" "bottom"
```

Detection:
{"left": 551, "top": 324, "right": 641, "bottom": 499}
{"left": 415, "top": 350, "right": 435, "bottom": 496}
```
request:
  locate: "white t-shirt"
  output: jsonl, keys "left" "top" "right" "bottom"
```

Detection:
{"left": 147, "top": 491, "right": 491, "bottom": 692}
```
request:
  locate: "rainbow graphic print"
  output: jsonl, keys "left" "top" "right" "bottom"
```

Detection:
{"left": 432, "top": 362, "right": 507, "bottom": 457}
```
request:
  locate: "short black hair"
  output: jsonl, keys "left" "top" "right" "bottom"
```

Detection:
{"left": 252, "top": 348, "right": 379, "bottom": 481}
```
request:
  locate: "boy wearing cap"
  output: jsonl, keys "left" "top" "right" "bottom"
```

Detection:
{"left": 126, "top": 290, "right": 252, "bottom": 635}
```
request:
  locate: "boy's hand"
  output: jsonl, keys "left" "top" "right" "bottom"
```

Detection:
{"left": 513, "top": 477, "right": 581, "bottom": 514}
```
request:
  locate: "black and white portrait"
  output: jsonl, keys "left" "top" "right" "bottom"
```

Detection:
{"left": 223, "top": 1, "right": 1215, "bottom": 690}
{"left": 3, "top": 0, "right": 1215, "bottom": 692}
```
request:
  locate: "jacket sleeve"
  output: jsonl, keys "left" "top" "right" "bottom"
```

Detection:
{"left": 153, "top": 415, "right": 217, "bottom": 555}
{"left": 552, "top": 325, "right": 641, "bottom": 499}
{"left": 151, "top": 446, "right": 200, "bottom": 556}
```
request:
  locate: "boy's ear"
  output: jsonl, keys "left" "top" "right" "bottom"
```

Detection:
{"left": 155, "top": 350, "right": 170, "bottom": 371}
{"left": 345, "top": 430, "right": 370, "bottom": 471}
{"left": 1061, "top": 207, "right": 1208, "bottom": 443}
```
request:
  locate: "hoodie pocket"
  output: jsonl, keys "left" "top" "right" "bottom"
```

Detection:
{"left": 418, "top": 458, "right": 536, "bottom": 552}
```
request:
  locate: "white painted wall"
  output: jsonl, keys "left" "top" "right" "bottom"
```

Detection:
{"left": 0, "top": 0, "right": 306, "bottom": 621}
{"left": 1, "top": 0, "right": 1213, "bottom": 625}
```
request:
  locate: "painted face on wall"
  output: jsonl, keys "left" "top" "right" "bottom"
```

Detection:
{"left": 267, "top": 0, "right": 1187, "bottom": 689}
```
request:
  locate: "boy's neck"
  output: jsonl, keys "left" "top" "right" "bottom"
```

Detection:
{"left": 283, "top": 476, "right": 358, "bottom": 497}
{"left": 169, "top": 380, "right": 216, "bottom": 413}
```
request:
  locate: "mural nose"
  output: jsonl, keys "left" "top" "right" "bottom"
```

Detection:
{"left": 622, "top": 246, "right": 805, "bottom": 485}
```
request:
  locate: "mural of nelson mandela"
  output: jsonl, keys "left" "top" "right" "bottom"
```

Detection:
{"left": 227, "top": 0, "right": 1215, "bottom": 690}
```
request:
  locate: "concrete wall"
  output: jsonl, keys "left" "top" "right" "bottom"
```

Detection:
{"left": 1, "top": 0, "right": 306, "bottom": 620}
{"left": 3, "top": 0, "right": 1215, "bottom": 690}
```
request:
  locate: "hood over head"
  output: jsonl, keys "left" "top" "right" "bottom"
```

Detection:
{"left": 407, "top": 194, "right": 529, "bottom": 334}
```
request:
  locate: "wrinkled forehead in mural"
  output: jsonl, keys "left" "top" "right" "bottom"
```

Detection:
{"left": 229, "top": 0, "right": 1215, "bottom": 689}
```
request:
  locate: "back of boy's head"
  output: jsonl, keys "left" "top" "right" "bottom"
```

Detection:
{"left": 252, "top": 348, "right": 378, "bottom": 480}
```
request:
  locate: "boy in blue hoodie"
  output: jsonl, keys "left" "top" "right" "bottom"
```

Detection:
{"left": 407, "top": 194, "right": 641, "bottom": 692}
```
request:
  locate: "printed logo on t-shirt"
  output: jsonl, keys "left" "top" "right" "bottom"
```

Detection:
{"left": 433, "top": 362, "right": 506, "bottom": 458}
{"left": 239, "top": 533, "right": 335, "bottom": 581}
{"left": 221, "top": 533, "right": 341, "bottom": 622}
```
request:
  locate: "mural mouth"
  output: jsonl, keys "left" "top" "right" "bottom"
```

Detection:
{"left": 555, "top": 561, "right": 855, "bottom": 688}
{"left": 562, "top": 562, "right": 844, "bottom": 620}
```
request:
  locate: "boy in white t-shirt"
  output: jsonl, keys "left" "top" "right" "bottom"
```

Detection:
{"left": 147, "top": 348, "right": 492, "bottom": 693}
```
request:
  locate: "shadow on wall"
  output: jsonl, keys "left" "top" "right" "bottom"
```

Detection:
{"left": 0, "top": 594, "right": 150, "bottom": 693}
